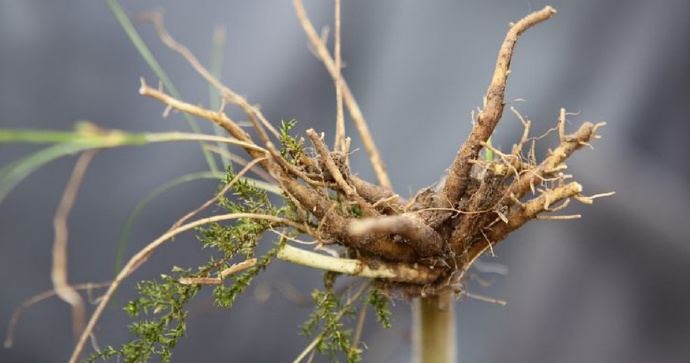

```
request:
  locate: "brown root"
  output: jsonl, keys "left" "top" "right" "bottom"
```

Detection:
{"left": 55, "top": 6, "right": 614, "bottom": 362}
{"left": 136, "top": 6, "right": 609, "bottom": 291}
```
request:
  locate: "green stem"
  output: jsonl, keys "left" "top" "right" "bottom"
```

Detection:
{"left": 0, "top": 128, "right": 276, "bottom": 206}
{"left": 413, "top": 292, "right": 457, "bottom": 363}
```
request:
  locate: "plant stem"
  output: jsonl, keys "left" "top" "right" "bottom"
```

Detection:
{"left": 105, "top": 0, "right": 219, "bottom": 172}
{"left": 276, "top": 245, "right": 440, "bottom": 283}
{"left": 413, "top": 292, "right": 456, "bottom": 363}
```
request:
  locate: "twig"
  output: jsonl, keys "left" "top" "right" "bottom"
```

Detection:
{"left": 333, "top": 0, "right": 346, "bottom": 153}
{"left": 351, "top": 301, "right": 368, "bottom": 357}
{"left": 140, "top": 12, "right": 281, "bottom": 141}
{"left": 138, "top": 79, "right": 269, "bottom": 155}
{"left": 4, "top": 281, "right": 111, "bottom": 348}
{"left": 142, "top": 78, "right": 354, "bottom": 240}
{"left": 141, "top": 80, "right": 338, "bottom": 195}
{"left": 265, "top": 140, "right": 328, "bottom": 187}
{"left": 103, "top": 0, "right": 219, "bottom": 172}
{"left": 178, "top": 258, "right": 257, "bottom": 285}
{"left": 508, "top": 120, "right": 603, "bottom": 200}
{"left": 52, "top": 150, "right": 97, "bottom": 341}
{"left": 306, "top": 129, "right": 371, "bottom": 210}
{"left": 292, "top": 0, "right": 392, "bottom": 189}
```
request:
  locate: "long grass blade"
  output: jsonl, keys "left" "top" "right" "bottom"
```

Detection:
{"left": 0, "top": 144, "right": 87, "bottom": 204}
{"left": 0, "top": 127, "right": 278, "bottom": 205}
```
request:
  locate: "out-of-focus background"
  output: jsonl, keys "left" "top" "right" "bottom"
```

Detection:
{"left": 2, "top": 0, "right": 689, "bottom": 362}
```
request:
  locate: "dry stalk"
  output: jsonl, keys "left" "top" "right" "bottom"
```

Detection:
{"left": 52, "top": 150, "right": 97, "bottom": 341}
{"left": 4, "top": 281, "right": 111, "bottom": 349}
{"left": 178, "top": 258, "right": 257, "bottom": 285}
{"left": 333, "top": 0, "right": 346, "bottom": 153}
{"left": 292, "top": 0, "right": 392, "bottom": 189}
{"left": 139, "top": 12, "right": 281, "bottom": 141}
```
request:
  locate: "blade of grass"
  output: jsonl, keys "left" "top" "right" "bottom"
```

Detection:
{"left": 208, "top": 25, "right": 231, "bottom": 169}
{"left": 0, "top": 127, "right": 275, "bottom": 205}
{"left": 0, "top": 128, "right": 264, "bottom": 150}
{"left": 0, "top": 143, "right": 89, "bottom": 204}
{"left": 104, "top": 0, "right": 219, "bottom": 173}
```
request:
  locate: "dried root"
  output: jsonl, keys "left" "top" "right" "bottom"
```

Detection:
{"left": 51, "top": 5, "right": 614, "bottom": 361}
{"left": 134, "top": 5, "right": 610, "bottom": 297}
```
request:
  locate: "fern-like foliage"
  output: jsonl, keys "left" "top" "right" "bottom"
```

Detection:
{"left": 366, "top": 288, "right": 392, "bottom": 329}
{"left": 300, "top": 272, "right": 359, "bottom": 363}
{"left": 89, "top": 164, "right": 293, "bottom": 362}
{"left": 298, "top": 273, "right": 393, "bottom": 363}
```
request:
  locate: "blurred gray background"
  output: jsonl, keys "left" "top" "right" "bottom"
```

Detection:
{"left": 2, "top": 0, "right": 690, "bottom": 362}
